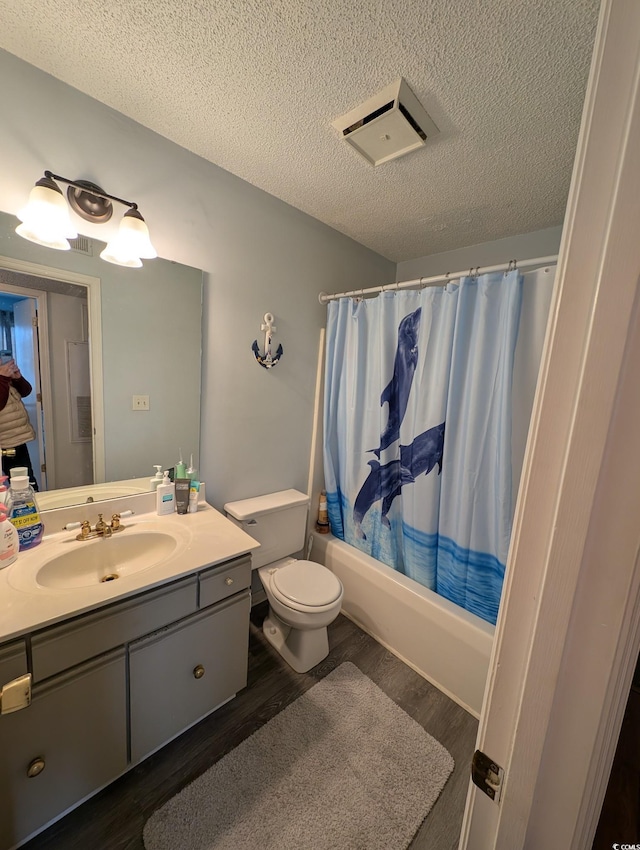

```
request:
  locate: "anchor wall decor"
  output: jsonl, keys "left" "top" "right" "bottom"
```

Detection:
{"left": 252, "top": 312, "right": 283, "bottom": 369}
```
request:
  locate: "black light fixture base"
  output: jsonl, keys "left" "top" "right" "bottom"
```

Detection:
{"left": 66, "top": 180, "right": 113, "bottom": 223}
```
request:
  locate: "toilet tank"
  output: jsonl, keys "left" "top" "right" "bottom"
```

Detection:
{"left": 223, "top": 489, "right": 310, "bottom": 569}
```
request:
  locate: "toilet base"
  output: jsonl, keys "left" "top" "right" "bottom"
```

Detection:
{"left": 263, "top": 609, "right": 330, "bottom": 673}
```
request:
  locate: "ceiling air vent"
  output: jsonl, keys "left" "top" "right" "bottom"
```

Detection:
{"left": 332, "top": 78, "right": 439, "bottom": 167}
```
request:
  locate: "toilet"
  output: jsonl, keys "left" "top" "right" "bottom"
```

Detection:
{"left": 224, "top": 489, "right": 343, "bottom": 673}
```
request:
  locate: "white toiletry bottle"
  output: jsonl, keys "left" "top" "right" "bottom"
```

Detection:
{"left": 156, "top": 470, "right": 176, "bottom": 515}
{"left": 149, "top": 465, "right": 163, "bottom": 490}
{"left": 0, "top": 506, "right": 18, "bottom": 568}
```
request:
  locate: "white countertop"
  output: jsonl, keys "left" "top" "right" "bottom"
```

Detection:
{"left": 0, "top": 501, "right": 260, "bottom": 644}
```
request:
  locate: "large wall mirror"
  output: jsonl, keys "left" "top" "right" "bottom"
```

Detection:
{"left": 0, "top": 209, "right": 203, "bottom": 510}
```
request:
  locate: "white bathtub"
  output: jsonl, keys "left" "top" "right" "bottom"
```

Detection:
{"left": 311, "top": 533, "right": 494, "bottom": 718}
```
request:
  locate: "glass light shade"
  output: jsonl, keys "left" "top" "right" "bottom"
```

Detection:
{"left": 99, "top": 209, "right": 157, "bottom": 267}
{"left": 16, "top": 182, "right": 78, "bottom": 250}
{"left": 99, "top": 242, "right": 143, "bottom": 268}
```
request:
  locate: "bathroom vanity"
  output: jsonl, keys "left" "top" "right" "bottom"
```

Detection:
{"left": 0, "top": 498, "right": 259, "bottom": 850}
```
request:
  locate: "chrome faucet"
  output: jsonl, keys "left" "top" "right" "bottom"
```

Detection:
{"left": 75, "top": 513, "right": 126, "bottom": 541}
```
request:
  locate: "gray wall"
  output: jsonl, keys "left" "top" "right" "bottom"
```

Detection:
{"left": 0, "top": 49, "right": 395, "bottom": 509}
{"left": 396, "top": 226, "right": 562, "bottom": 282}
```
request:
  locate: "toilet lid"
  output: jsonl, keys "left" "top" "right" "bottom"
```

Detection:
{"left": 271, "top": 560, "right": 342, "bottom": 607}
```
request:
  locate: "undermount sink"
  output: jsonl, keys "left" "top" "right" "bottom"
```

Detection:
{"left": 34, "top": 531, "right": 181, "bottom": 590}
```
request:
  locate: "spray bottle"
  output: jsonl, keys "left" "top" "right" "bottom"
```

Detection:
{"left": 315, "top": 489, "right": 330, "bottom": 534}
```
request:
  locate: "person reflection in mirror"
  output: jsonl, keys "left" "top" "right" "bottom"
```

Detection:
{"left": 0, "top": 354, "right": 38, "bottom": 490}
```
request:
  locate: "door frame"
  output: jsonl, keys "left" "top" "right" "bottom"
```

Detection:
{"left": 0, "top": 256, "right": 105, "bottom": 484}
{"left": 459, "top": 0, "right": 640, "bottom": 846}
{"left": 8, "top": 289, "right": 49, "bottom": 489}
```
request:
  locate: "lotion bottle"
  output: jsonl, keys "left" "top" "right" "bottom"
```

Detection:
{"left": 149, "top": 465, "right": 163, "bottom": 490}
{"left": 156, "top": 470, "right": 176, "bottom": 515}
{"left": 0, "top": 509, "right": 19, "bottom": 568}
{"left": 0, "top": 478, "right": 18, "bottom": 568}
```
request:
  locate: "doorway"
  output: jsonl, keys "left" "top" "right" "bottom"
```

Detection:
{"left": 0, "top": 269, "right": 93, "bottom": 492}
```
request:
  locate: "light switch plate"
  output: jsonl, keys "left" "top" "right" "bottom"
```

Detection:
{"left": 132, "top": 395, "right": 150, "bottom": 410}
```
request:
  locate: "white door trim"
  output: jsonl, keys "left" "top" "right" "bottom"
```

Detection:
{"left": 459, "top": 0, "right": 640, "bottom": 846}
{"left": 0, "top": 255, "right": 105, "bottom": 484}
{"left": 0, "top": 282, "right": 51, "bottom": 488}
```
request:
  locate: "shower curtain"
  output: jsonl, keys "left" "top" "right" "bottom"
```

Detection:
{"left": 323, "top": 269, "right": 550, "bottom": 625}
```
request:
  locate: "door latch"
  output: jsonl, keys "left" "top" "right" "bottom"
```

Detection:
{"left": 471, "top": 749, "right": 504, "bottom": 803}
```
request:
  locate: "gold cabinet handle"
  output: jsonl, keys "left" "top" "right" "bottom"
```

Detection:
{"left": 225, "top": 577, "right": 234, "bottom": 586}
{"left": 193, "top": 665, "right": 205, "bottom": 679}
{"left": 27, "top": 757, "right": 45, "bottom": 778}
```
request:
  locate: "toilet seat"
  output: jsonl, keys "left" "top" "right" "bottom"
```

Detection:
{"left": 270, "top": 560, "right": 342, "bottom": 611}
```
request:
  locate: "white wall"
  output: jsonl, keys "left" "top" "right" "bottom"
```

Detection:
{"left": 0, "top": 49, "right": 395, "bottom": 509}
{"left": 396, "top": 226, "right": 562, "bottom": 282}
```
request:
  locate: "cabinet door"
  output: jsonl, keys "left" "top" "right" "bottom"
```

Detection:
{"left": 31, "top": 575, "right": 197, "bottom": 681}
{"left": 130, "top": 590, "right": 250, "bottom": 764}
{"left": 0, "top": 649, "right": 127, "bottom": 850}
{"left": 0, "top": 640, "right": 27, "bottom": 688}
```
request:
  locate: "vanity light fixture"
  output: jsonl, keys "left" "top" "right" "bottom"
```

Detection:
{"left": 16, "top": 171, "right": 157, "bottom": 268}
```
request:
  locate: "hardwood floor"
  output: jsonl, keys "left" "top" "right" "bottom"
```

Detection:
{"left": 21, "top": 604, "right": 478, "bottom": 850}
{"left": 592, "top": 682, "right": 640, "bottom": 848}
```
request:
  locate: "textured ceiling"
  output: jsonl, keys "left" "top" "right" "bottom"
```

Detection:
{"left": 0, "top": 0, "right": 600, "bottom": 261}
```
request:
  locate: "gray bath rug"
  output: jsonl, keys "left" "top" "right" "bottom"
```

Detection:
{"left": 143, "top": 662, "right": 454, "bottom": 850}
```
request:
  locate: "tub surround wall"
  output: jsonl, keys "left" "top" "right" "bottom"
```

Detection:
{"left": 311, "top": 534, "right": 494, "bottom": 717}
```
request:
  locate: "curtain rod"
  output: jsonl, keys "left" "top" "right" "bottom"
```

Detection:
{"left": 318, "top": 254, "right": 559, "bottom": 304}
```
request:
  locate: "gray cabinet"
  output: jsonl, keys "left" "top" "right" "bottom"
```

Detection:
{"left": 199, "top": 555, "right": 251, "bottom": 608}
{"left": 130, "top": 590, "right": 250, "bottom": 763}
{"left": 31, "top": 576, "right": 198, "bottom": 682}
{"left": 0, "top": 640, "right": 27, "bottom": 685}
{"left": 0, "top": 556, "right": 251, "bottom": 849}
{"left": 0, "top": 649, "right": 127, "bottom": 847}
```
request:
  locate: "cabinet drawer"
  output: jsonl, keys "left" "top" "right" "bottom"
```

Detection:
{"left": 130, "top": 590, "right": 250, "bottom": 764}
{"left": 0, "top": 648, "right": 127, "bottom": 850}
{"left": 199, "top": 555, "right": 251, "bottom": 609}
{"left": 32, "top": 576, "right": 198, "bottom": 682}
{"left": 0, "top": 640, "right": 27, "bottom": 689}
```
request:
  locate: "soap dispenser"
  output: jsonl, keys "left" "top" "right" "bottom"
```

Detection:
{"left": 156, "top": 471, "right": 175, "bottom": 515}
{"left": 150, "top": 465, "right": 163, "bottom": 491}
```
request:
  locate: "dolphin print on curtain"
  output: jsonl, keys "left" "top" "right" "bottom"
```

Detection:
{"left": 323, "top": 271, "right": 523, "bottom": 625}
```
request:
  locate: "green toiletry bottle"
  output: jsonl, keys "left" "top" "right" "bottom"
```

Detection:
{"left": 175, "top": 449, "right": 186, "bottom": 479}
